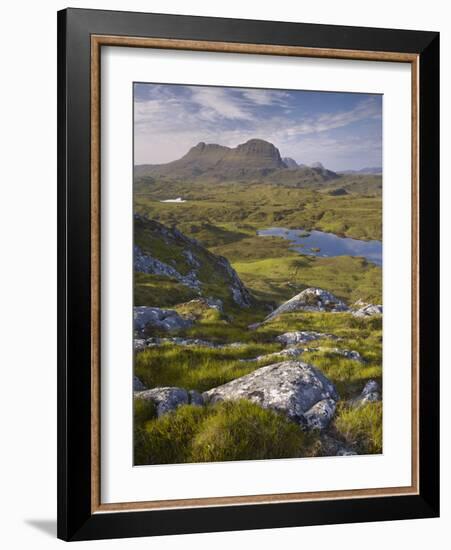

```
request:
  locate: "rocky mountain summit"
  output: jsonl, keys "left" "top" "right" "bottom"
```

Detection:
{"left": 135, "top": 139, "right": 338, "bottom": 184}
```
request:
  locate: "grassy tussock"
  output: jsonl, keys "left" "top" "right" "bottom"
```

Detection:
{"left": 134, "top": 400, "right": 314, "bottom": 465}
{"left": 333, "top": 402, "right": 382, "bottom": 454}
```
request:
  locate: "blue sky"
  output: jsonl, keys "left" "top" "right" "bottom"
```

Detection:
{"left": 134, "top": 83, "right": 382, "bottom": 171}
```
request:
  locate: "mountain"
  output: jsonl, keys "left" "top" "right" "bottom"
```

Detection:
{"left": 134, "top": 214, "right": 252, "bottom": 310}
{"left": 282, "top": 157, "right": 298, "bottom": 169}
{"left": 135, "top": 139, "right": 338, "bottom": 185}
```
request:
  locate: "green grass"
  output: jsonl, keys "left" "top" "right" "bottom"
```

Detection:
{"left": 233, "top": 255, "right": 381, "bottom": 306}
{"left": 333, "top": 402, "right": 383, "bottom": 454}
{"left": 133, "top": 176, "right": 383, "bottom": 462}
{"left": 135, "top": 342, "right": 281, "bottom": 393}
{"left": 134, "top": 273, "right": 197, "bottom": 307}
{"left": 135, "top": 180, "right": 382, "bottom": 241}
{"left": 134, "top": 400, "right": 315, "bottom": 465}
{"left": 135, "top": 310, "right": 381, "bottom": 400}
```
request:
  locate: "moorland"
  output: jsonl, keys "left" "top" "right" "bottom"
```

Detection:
{"left": 132, "top": 139, "right": 383, "bottom": 465}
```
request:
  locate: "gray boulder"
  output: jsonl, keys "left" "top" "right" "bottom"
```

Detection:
{"left": 302, "top": 398, "right": 337, "bottom": 430}
{"left": 133, "top": 376, "right": 147, "bottom": 391}
{"left": 360, "top": 380, "right": 382, "bottom": 403}
{"left": 134, "top": 306, "right": 192, "bottom": 334}
{"left": 276, "top": 331, "right": 338, "bottom": 346}
{"left": 351, "top": 379, "right": 382, "bottom": 407}
{"left": 188, "top": 390, "right": 205, "bottom": 406}
{"left": 135, "top": 387, "right": 190, "bottom": 417}
{"left": 203, "top": 360, "right": 339, "bottom": 430}
{"left": 352, "top": 301, "right": 383, "bottom": 317}
{"left": 325, "top": 348, "right": 364, "bottom": 363}
{"left": 134, "top": 338, "right": 147, "bottom": 352}
{"left": 265, "top": 287, "right": 348, "bottom": 321}
{"left": 135, "top": 386, "right": 205, "bottom": 417}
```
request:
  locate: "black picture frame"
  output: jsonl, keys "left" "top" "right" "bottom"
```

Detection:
{"left": 57, "top": 7, "right": 439, "bottom": 541}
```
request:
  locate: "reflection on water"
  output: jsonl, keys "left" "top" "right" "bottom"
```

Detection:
{"left": 258, "top": 227, "right": 382, "bottom": 266}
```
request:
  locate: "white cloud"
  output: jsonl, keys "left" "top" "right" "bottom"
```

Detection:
{"left": 189, "top": 87, "right": 252, "bottom": 121}
{"left": 133, "top": 86, "right": 381, "bottom": 169}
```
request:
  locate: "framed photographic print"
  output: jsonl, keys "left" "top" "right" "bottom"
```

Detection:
{"left": 57, "top": 8, "right": 439, "bottom": 541}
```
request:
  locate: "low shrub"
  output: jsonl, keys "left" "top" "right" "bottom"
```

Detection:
{"left": 190, "top": 400, "right": 308, "bottom": 462}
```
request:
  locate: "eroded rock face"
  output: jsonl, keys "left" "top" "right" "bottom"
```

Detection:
{"left": 133, "top": 306, "right": 192, "bottom": 334}
{"left": 276, "top": 331, "right": 338, "bottom": 346}
{"left": 203, "top": 360, "right": 339, "bottom": 430}
{"left": 216, "top": 256, "right": 252, "bottom": 308}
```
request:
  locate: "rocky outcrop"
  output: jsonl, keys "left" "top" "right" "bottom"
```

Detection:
{"left": 203, "top": 360, "right": 339, "bottom": 430}
{"left": 135, "top": 386, "right": 204, "bottom": 417}
{"left": 134, "top": 215, "right": 252, "bottom": 308}
{"left": 276, "top": 331, "right": 338, "bottom": 346}
{"left": 134, "top": 306, "right": 192, "bottom": 334}
{"left": 282, "top": 157, "right": 298, "bottom": 169}
{"left": 134, "top": 245, "right": 200, "bottom": 290}
{"left": 265, "top": 288, "right": 348, "bottom": 321}
{"left": 134, "top": 337, "right": 245, "bottom": 350}
{"left": 352, "top": 301, "right": 383, "bottom": 317}
{"left": 242, "top": 346, "right": 363, "bottom": 364}
{"left": 216, "top": 256, "right": 252, "bottom": 308}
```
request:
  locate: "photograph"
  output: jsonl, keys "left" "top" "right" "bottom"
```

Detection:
{"left": 132, "top": 82, "right": 384, "bottom": 465}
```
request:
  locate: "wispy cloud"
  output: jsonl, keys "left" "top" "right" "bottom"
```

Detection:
{"left": 134, "top": 84, "right": 382, "bottom": 170}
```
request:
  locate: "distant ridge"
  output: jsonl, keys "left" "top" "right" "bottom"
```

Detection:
{"left": 135, "top": 138, "right": 338, "bottom": 185}
{"left": 338, "top": 167, "right": 382, "bottom": 175}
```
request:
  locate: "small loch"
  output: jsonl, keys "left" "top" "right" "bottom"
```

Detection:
{"left": 257, "top": 227, "right": 382, "bottom": 266}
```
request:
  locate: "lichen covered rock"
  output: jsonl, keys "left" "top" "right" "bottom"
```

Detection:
{"left": 133, "top": 306, "right": 192, "bottom": 334}
{"left": 265, "top": 287, "right": 348, "bottom": 321}
{"left": 203, "top": 360, "right": 339, "bottom": 430}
